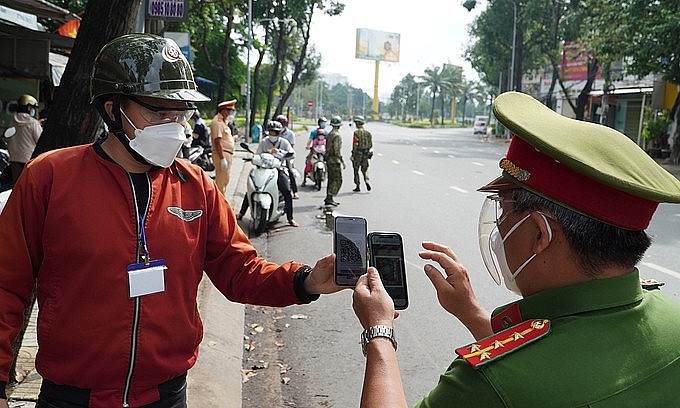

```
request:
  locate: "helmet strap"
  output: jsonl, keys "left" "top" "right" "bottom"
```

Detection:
{"left": 94, "top": 95, "right": 152, "bottom": 167}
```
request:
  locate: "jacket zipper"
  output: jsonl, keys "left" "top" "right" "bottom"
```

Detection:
{"left": 122, "top": 173, "right": 151, "bottom": 407}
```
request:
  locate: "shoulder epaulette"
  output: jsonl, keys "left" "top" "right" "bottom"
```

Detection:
{"left": 455, "top": 319, "right": 551, "bottom": 369}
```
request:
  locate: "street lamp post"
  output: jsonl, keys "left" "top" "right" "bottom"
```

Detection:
{"left": 246, "top": 0, "right": 253, "bottom": 142}
{"left": 509, "top": 0, "right": 517, "bottom": 92}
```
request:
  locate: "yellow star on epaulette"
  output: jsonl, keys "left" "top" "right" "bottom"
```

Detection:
{"left": 479, "top": 351, "right": 492, "bottom": 361}
{"left": 493, "top": 340, "right": 504, "bottom": 349}
{"left": 512, "top": 332, "right": 524, "bottom": 340}
{"left": 469, "top": 344, "right": 481, "bottom": 352}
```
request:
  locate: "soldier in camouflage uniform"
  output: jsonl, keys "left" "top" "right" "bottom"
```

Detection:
{"left": 351, "top": 115, "right": 373, "bottom": 192}
{"left": 324, "top": 116, "right": 345, "bottom": 206}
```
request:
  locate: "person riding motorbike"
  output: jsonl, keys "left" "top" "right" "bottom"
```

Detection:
{"left": 275, "top": 114, "right": 299, "bottom": 199}
{"left": 303, "top": 117, "right": 328, "bottom": 186}
{"left": 304, "top": 128, "right": 327, "bottom": 186}
{"left": 305, "top": 116, "right": 328, "bottom": 150}
{"left": 237, "top": 121, "right": 298, "bottom": 227}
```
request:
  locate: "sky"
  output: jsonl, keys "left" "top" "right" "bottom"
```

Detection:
{"left": 309, "top": 0, "right": 485, "bottom": 100}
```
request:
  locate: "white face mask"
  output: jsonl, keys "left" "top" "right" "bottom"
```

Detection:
{"left": 121, "top": 109, "right": 185, "bottom": 168}
{"left": 488, "top": 212, "right": 552, "bottom": 296}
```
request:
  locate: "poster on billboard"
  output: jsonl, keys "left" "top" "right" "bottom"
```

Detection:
{"left": 355, "top": 28, "right": 400, "bottom": 62}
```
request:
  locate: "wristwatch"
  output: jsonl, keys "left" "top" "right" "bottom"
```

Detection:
{"left": 361, "top": 325, "right": 397, "bottom": 357}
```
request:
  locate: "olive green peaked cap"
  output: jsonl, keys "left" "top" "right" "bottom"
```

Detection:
{"left": 481, "top": 92, "right": 680, "bottom": 230}
{"left": 493, "top": 92, "right": 680, "bottom": 203}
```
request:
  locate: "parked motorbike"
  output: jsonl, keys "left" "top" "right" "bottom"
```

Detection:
{"left": 240, "top": 142, "right": 294, "bottom": 234}
{"left": 307, "top": 144, "right": 326, "bottom": 191}
{"left": 0, "top": 127, "right": 15, "bottom": 192}
{"left": 184, "top": 144, "right": 214, "bottom": 172}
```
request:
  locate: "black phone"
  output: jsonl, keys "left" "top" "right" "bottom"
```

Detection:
{"left": 368, "top": 232, "right": 409, "bottom": 310}
{"left": 334, "top": 216, "right": 368, "bottom": 286}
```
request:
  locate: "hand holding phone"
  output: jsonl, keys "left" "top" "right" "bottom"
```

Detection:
{"left": 334, "top": 216, "right": 367, "bottom": 286}
{"left": 368, "top": 232, "right": 409, "bottom": 310}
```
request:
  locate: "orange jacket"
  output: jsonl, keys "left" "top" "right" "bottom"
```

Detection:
{"left": 0, "top": 143, "right": 305, "bottom": 406}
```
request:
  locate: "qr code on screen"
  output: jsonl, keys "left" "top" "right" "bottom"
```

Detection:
{"left": 338, "top": 236, "right": 361, "bottom": 263}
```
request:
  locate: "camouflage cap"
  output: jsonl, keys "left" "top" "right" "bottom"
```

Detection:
{"left": 479, "top": 92, "right": 680, "bottom": 230}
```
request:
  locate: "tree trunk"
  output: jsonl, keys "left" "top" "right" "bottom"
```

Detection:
{"left": 262, "top": 23, "right": 286, "bottom": 128}
{"left": 670, "top": 93, "right": 680, "bottom": 165}
{"left": 216, "top": 3, "right": 235, "bottom": 102}
{"left": 275, "top": 10, "right": 314, "bottom": 116}
{"left": 249, "top": 44, "right": 267, "bottom": 137}
{"left": 430, "top": 91, "right": 437, "bottom": 124}
{"left": 32, "top": 0, "right": 141, "bottom": 157}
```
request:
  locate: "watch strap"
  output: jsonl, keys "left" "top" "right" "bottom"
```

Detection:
{"left": 361, "top": 325, "right": 397, "bottom": 357}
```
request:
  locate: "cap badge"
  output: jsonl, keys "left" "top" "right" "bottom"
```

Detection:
{"left": 500, "top": 158, "right": 531, "bottom": 182}
{"left": 162, "top": 45, "right": 181, "bottom": 62}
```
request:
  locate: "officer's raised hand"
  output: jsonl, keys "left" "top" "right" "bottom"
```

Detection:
{"left": 419, "top": 241, "right": 492, "bottom": 340}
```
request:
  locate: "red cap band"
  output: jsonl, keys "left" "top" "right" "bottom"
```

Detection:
{"left": 507, "top": 137, "right": 658, "bottom": 230}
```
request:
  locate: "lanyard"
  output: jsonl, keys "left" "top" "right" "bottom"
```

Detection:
{"left": 139, "top": 213, "right": 150, "bottom": 265}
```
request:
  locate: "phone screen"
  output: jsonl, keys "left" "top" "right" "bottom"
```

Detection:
{"left": 369, "top": 232, "right": 408, "bottom": 309}
{"left": 334, "top": 216, "right": 367, "bottom": 286}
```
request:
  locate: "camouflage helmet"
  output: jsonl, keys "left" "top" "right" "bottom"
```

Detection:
{"left": 90, "top": 34, "right": 210, "bottom": 103}
{"left": 18, "top": 94, "right": 38, "bottom": 107}
{"left": 353, "top": 115, "right": 365, "bottom": 125}
{"left": 330, "top": 115, "right": 342, "bottom": 126}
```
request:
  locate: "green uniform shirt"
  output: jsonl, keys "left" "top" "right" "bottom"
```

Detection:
{"left": 326, "top": 129, "right": 343, "bottom": 165}
{"left": 352, "top": 128, "right": 372, "bottom": 155}
{"left": 414, "top": 269, "right": 680, "bottom": 407}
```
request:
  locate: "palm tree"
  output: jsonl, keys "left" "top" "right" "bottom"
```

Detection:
{"left": 420, "top": 66, "right": 447, "bottom": 124}
{"left": 439, "top": 65, "right": 463, "bottom": 124}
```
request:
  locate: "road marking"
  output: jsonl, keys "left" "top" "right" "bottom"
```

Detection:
{"left": 412, "top": 170, "right": 425, "bottom": 176}
{"left": 450, "top": 186, "right": 468, "bottom": 193}
{"left": 448, "top": 154, "right": 457, "bottom": 159}
{"left": 433, "top": 150, "right": 440, "bottom": 154}
{"left": 641, "top": 262, "right": 680, "bottom": 280}
{"left": 471, "top": 162, "right": 485, "bottom": 167}
{"left": 392, "top": 160, "right": 400, "bottom": 165}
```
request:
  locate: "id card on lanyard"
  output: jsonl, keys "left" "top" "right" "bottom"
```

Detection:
{"left": 127, "top": 212, "right": 166, "bottom": 298}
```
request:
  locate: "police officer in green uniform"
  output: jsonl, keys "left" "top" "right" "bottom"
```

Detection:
{"left": 351, "top": 115, "right": 373, "bottom": 192}
{"left": 350, "top": 92, "right": 680, "bottom": 407}
{"left": 324, "top": 116, "right": 345, "bottom": 206}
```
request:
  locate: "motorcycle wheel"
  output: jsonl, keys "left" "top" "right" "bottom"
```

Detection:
{"left": 315, "top": 168, "right": 323, "bottom": 191}
{"left": 253, "top": 203, "right": 268, "bottom": 235}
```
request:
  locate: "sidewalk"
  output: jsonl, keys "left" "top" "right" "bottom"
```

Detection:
{"left": 6, "top": 148, "right": 253, "bottom": 408}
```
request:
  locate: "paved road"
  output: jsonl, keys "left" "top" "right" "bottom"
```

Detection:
{"left": 241, "top": 122, "right": 680, "bottom": 407}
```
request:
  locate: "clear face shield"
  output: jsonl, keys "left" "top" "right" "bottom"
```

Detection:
{"left": 478, "top": 194, "right": 511, "bottom": 286}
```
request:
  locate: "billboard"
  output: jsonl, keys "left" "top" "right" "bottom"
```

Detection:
{"left": 355, "top": 28, "right": 400, "bottom": 62}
